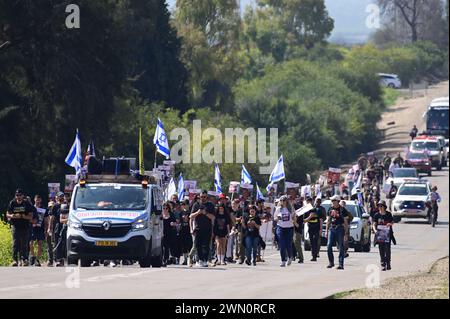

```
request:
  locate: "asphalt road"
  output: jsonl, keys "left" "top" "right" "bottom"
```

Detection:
{"left": 0, "top": 83, "right": 448, "bottom": 299}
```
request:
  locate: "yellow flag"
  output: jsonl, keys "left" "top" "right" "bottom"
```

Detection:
{"left": 139, "top": 128, "right": 145, "bottom": 175}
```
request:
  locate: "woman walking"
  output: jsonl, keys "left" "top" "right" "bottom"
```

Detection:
{"left": 274, "top": 195, "right": 295, "bottom": 267}
{"left": 213, "top": 203, "right": 231, "bottom": 265}
{"left": 242, "top": 205, "right": 261, "bottom": 266}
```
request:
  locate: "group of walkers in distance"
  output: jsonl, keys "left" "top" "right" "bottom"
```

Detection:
{"left": 4, "top": 144, "right": 441, "bottom": 272}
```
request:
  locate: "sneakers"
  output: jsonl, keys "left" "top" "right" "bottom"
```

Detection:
{"left": 298, "top": 260, "right": 304, "bottom": 264}
{"left": 22, "top": 260, "right": 29, "bottom": 267}
{"left": 310, "top": 258, "right": 317, "bottom": 262}
{"left": 55, "top": 260, "right": 64, "bottom": 267}
{"left": 287, "top": 258, "right": 292, "bottom": 266}
{"left": 344, "top": 253, "right": 350, "bottom": 258}
{"left": 202, "top": 261, "right": 208, "bottom": 267}
{"left": 238, "top": 260, "right": 244, "bottom": 265}
{"left": 327, "top": 264, "right": 334, "bottom": 269}
{"left": 280, "top": 261, "right": 286, "bottom": 267}
{"left": 195, "top": 261, "right": 202, "bottom": 267}
{"left": 11, "top": 261, "right": 18, "bottom": 267}
{"left": 182, "top": 260, "right": 188, "bottom": 266}
{"left": 245, "top": 259, "right": 251, "bottom": 266}
{"left": 386, "top": 263, "right": 391, "bottom": 270}
{"left": 30, "top": 256, "right": 36, "bottom": 266}
{"left": 46, "top": 261, "right": 53, "bottom": 267}
{"left": 337, "top": 265, "right": 344, "bottom": 270}
{"left": 252, "top": 261, "right": 256, "bottom": 266}
{"left": 34, "top": 259, "right": 41, "bottom": 267}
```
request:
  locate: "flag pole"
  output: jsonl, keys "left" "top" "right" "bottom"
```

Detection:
{"left": 154, "top": 148, "right": 157, "bottom": 169}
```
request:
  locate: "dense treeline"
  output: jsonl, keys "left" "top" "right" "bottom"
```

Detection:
{"left": 0, "top": 0, "right": 448, "bottom": 209}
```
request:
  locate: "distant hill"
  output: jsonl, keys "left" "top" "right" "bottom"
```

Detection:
{"left": 167, "top": 0, "right": 376, "bottom": 44}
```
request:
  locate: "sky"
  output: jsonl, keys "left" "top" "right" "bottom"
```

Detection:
{"left": 166, "top": 0, "right": 377, "bottom": 44}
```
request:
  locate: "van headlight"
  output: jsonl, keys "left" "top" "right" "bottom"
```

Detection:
{"left": 394, "top": 201, "right": 402, "bottom": 211}
{"left": 68, "top": 216, "right": 83, "bottom": 230}
{"left": 132, "top": 218, "right": 148, "bottom": 231}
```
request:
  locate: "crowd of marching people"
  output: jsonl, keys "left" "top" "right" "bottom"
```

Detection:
{"left": 3, "top": 148, "right": 441, "bottom": 272}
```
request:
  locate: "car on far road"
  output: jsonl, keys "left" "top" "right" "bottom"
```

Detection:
{"left": 385, "top": 167, "right": 419, "bottom": 190}
{"left": 404, "top": 152, "right": 432, "bottom": 176}
{"left": 391, "top": 180, "right": 431, "bottom": 223}
{"left": 378, "top": 73, "right": 402, "bottom": 89}
{"left": 410, "top": 136, "right": 444, "bottom": 170}
{"left": 304, "top": 200, "right": 371, "bottom": 253}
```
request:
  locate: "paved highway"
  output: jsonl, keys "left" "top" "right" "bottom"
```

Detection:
{"left": 0, "top": 82, "right": 448, "bottom": 299}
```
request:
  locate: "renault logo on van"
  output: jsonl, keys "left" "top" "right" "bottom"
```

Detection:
{"left": 102, "top": 221, "right": 111, "bottom": 231}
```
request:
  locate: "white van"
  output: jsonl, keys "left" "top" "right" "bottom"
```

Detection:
{"left": 67, "top": 173, "right": 163, "bottom": 267}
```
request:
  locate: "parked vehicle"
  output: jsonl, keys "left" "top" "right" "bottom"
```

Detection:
{"left": 378, "top": 73, "right": 402, "bottom": 89}
{"left": 304, "top": 200, "right": 371, "bottom": 253}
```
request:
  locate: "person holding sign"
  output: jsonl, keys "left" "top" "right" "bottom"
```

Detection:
{"left": 274, "top": 195, "right": 295, "bottom": 267}
{"left": 372, "top": 200, "right": 394, "bottom": 271}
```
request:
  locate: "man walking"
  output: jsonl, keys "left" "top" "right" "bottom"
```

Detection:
{"left": 6, "top": 189, "right": 33, "bottom": 266}
{"left": 372, "top": 200, "right": 394, "bottom": 271}
{"left": 325, "top": 195, "right": 349, "bottom": 270}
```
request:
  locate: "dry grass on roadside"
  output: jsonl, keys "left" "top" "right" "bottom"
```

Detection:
{"left": 331, "top": 257, "right": 449, "bottom": 299}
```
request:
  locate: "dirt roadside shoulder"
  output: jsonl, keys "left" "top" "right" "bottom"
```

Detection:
{"left": 328, "top": 256, "right": 449, "bottom": 299}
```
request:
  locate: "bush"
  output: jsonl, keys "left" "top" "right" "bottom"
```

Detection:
{"left": 0, "top": 222, "right": 12, "bottom": 266}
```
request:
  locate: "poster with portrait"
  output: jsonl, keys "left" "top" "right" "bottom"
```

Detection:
{"left": 375, "top": 225, "right": 391, "bottom": 243}
{"left": 327, "top": 167, "right": 341, "bottom": 184}
{"left": 64, "top": 175, "right": 77, "bottom": 193}
{"left": 229, "top": 181, "right": 240, "bottom": 194}
{"left": 48, "top": 183, "right": 61, "bottom": 199}
{"left": 188, "top": 189, "right": 201, "bottom": 202}
{"left": 184, "top": 180, "right": 197, "bottom": 193}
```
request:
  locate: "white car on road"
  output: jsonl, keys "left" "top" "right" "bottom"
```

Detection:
{"left": 384, "top": 167, "right": 419, "bottom": 191}
{"left": 391, "top": 180, "right": 431, "bottom": 223}
{"left": 378, "top": 73, "right": 402, "bottom": 89}
{"left": 304, "top": 200, "right": 371, "bottom": 253}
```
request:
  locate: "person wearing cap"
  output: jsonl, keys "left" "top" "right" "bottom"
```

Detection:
{"left": 6, "top": 189, "right": 34, "bottom": 266}
{"left": 274, "top": 195, "right": 295, "bottom": 267}
{"left": 325, "top": 195, "right": 349, "bottom": 270}
{"left": 372, "top": 200, "right": 394, "bottom": 271}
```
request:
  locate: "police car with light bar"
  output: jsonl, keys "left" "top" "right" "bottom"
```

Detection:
{"left": 66, "top": 157, "right": 164, "bottom": 267}
{"left": 391, "top": 180, "right": 431, "bottom": 223}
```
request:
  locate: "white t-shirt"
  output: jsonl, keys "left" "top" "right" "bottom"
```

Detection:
{"left": 275, "top": 207, "right": 294, "bottom": 228}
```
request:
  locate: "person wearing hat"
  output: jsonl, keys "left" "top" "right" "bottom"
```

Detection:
{"left": 6, "top": 189, "right": 34, "bottom": 266}
{"left": 372, "top": 200, "right": 394, "bottom": 271}
{"left": 274, "top": 195, "right": 295, "bottom": 267}
{"left": 325, "top": 195, "right": 349, "bottom": 270}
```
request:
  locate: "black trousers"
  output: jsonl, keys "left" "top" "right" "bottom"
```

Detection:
{"left": 309, "top": 226, "right": 320, "bottom": 258}
{"left": 12, "top": 226, "right": 29, "bottom": 262}
{"left": 46, "top": 233, "right": 54, "bottom": 263}
{"left": 378, "top": 242, "right": 391, "bottom": 265}
{"left": 55, "top": 226, "right": 67, "bottom": 261}
{"left": 196, "top": 230, "right": 211, "bottom": 262}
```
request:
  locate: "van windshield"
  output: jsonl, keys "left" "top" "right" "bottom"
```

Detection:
{"left": 74, "top": 185, "right": 148, "bottom": 210}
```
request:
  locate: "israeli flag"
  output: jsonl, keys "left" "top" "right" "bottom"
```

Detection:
{"left": 166, "top": 178, "right": 177, "bottom": 201}
{"left": 65, "top": 130, "right": 82, "bottom": 176}
{"left": 241, "top": 165, "right": 252, "bottom": 185}
{"left": 214, "top": 164, "right": 222, "bottom": 194}
{"left": 153, "top": 118, "right": 170, "bottom": 159}
{"left": 269, "top": 155, "right": 285, "bottom": 183}
{"left": 266, "top": 181, "right": 275, "bottom": 192}
{"left": 177, "top": 173, "right": 185, "bottom": 202}
{"left": 256, "top": 183, "right": 264, "bottom": 201}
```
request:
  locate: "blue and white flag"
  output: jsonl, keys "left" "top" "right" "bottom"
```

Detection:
{"left": 214, "top": 164, "right": 222, "bottom": 194}
{"left": 256, "top": 183, "right": 264, "bottom": 201}
{"left": 269, "top": 155, "right": 285, "bottom": 183}
{"left": 166, "top": 177, "right": 177, "bottom": 201}
{"left": 241, "top": 165, "right": 252, "bottom": 185}
{"left": 153, "top": 118, "right": 170, "bottom": 159}
{"left": 65, "top": 130, "right": 82, "bottom": 176}
{"left": 177, "top": 173, "right": 185, "bottom": 202}
{"left": 266, "top": 181, "right": 275, "bottom": 192}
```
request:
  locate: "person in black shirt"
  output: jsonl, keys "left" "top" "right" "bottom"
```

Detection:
{"left": 180, "top": 200, "right": 193, "bottom": 265}
{"left": 292, "top": 198, "right": 304, "bottom": 263}
{"left": 387, "top": 180, "right": 398, "bottom": 209}
{"left": 372, "top": 200, "right": 394, "bottom": 271}
{"left": 190, "top": 203, "right": 215, "bottom": 267}
{"left": 30, "top": 195, "right": 48, "bottom": 267}
{"left": 162, "top": 203, "right": 177, "bottom": 266}
{"left": 50, "top": 192, "right": 67, "bottom": 267}
{"left": 315, "top": 197, "right": 326, "bottom": 258}
{"left": 325, "top": 196, "right": 349, "bottom": 270}
{"left": 213, "top": 204, "right": 231, "bottom": 265}
{"left": 242, "top": 206, "right": 261, "bottom": 266}
{"left": 6, "top": 189, "right": 33, "bottom": 266}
